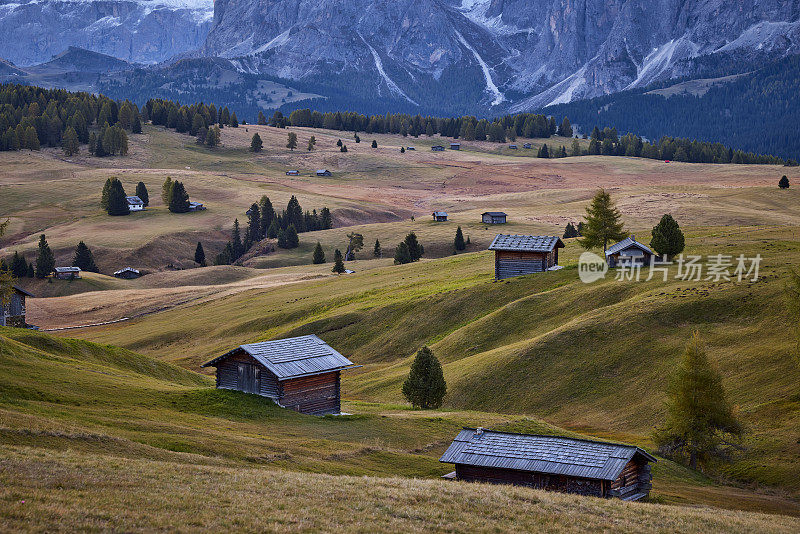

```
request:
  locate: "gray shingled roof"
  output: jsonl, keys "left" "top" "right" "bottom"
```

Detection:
{"left": 605, "top": 236, "right": 653, "bottom": 257}
{"left": 433, "top": 211, "right": 448, "bottom": 217}
{"left": 482, "top": 211, "right": 507, "bottom": 217}
{"left": 489, "top": 234, "right": 564, "bottom": 252}
{"left": 440, "top": 429, "right": 656, "bottom": 481}
{"left": 54, "top": 266, "right": 81, "bottom": 273}
{"left": 202, "top": 335, "right": 355, "bottom": 380}
{"left": 126, "top": 196, "right": 143, "bottom": 204}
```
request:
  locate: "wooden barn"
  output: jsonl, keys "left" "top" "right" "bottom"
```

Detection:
{"left": 482, "top": 212, "right": 507, "bottom": 224}
{"left": 1, "top": 285, "right": 32, "bottom": 328}
{"left": 432, "top": 211, "right": 448, "bottom": 222}
{"left": 202, "top": 335, "right": 357, "bottom": 415}
{"left": 489, "top": 234, "right": 564, "bottom": 279}
{"left": 188, "top": 201, "right": 206, "bottom": 211}
{"left": 286, "top": 170, "right": 300, "bottom": 176}
{"left": 114, "top": 267, "right": 141, "bottom": 279}
{"left": 126, "top": 196, "right": 145, "bottom": 211}
{"left": 440, "top": 428, "right": 656, "bottom": 501}
{"left": 605, "top": 236, "right": 654, "bottom": 267}
{"left": 450, "top": 142, "right": 461, "bottom": 150}
{"left": 316, "top": 169, "right": 332, "bottom": 177}
{"left": 431, "top": 145, "right": 445, "bottom": 152}
{"left": 54, "top": 266, "right": 81, "bottom": 280}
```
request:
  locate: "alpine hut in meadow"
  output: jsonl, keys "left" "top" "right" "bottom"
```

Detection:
{"left": 1, "top": 285, "right": 33, "bottom": 328}
{"left": 54, "top": 266, "right": 81, "bottom": 280}
{"left": 482, "top": 212, "right": 507, "bottom": 224}
{"left": 126, "top": 196, "right": 145, "bottom": 212}
{"left": 440, "top": 428, "right": 656, "bottom": 501}
{"left": 432, "top": 211, "right": 448, "bottom": 222}
{"left": 489, "top": 234, "right": 564, "bottom": 279}
{"left": 202, "top": 335, "right": 357, "bottom": 415}
{"left": 605, "top": 236, "right": 654, "bottom": 268}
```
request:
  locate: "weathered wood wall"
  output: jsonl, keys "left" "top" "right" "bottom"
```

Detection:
{"left": 455, "top": 464, "right": 604, "bottom": 498}
{"left": 494, "top": 250, "right": 555, "bottom": 279}
{"left": 280, "top": 371, "right": 340, "bottom": 415}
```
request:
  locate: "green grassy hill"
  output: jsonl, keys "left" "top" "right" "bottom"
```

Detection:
{"left": 1, "top": 326, "right": 799, "bottom": 531}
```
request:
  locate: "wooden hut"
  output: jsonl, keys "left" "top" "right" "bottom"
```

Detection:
{"left": 431, "top": 145, "right": 445, "bottom": 152}
{"left": 54, "top": 266, "right": 81, "bottom": 280}
{"left": 489, "top": 234, "right": 564, "bottom": 279}
{"left": 440, "top": 428, "right": 656, "bottom": 501}
{"left": 188, "top": 201, "right": 206, "bottom": 211}
{"left": 432, "top": 211, "right": 448, "bottom": 222}
{"left": 1, "top": 285, "right": 33, "bottom": 328}
{"left": 126, "top": 196, "right": 145, "bottom": 211}
{"left": 481, "top": 212, "right": 507, "bottom": 224}
{"left": 450, "top": 142, "right": 461, "bottom": 150}
{"left": 114, "top": 267, "right": 141, "bottom": 279}
{"left": 286, "top": 170, "right": 300, "bottom": 176}
{"left": 316, "top": 169, "right": 332, "bottom": 176}
{"left": 605, "top": 236, "right": 654, "bottom": 267}
{"left": 202, "top": 335, "right": 357, "bottom": 415}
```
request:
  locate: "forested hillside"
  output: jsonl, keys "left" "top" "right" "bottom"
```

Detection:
{"left": 545, "top": 55, "right": 800, "bottom": 160}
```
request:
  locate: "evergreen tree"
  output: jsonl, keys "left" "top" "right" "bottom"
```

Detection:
{"left": 62, "top": 126, "right": 79, "bottom": 156}
{"left": 168, "top": 181, "right": 190, "bottom": 213}
{"left": 25, "top": 126, "right": 40, "bottom": 151}
{"left": 206, "top": 126, "right": 221, "bottom": 148}
{"left": 320, "top": 207, "right": 333, "bottom": 230}
{"left": 579, "top": 189, "right": 627, "bottom": 252}
{"left": 371, "top": 139, "right": 378, "bottom": 148}
{"left": 563, "top": 222, "right": 579, "bottom": 238}
{"left": 336, "top": 139, "right": 342, "bottom": 147}
{"left": 267, "top": 219, "right": 279, "bottom": 239}
{"left": 10, "top": 251, "right": 28, "bottom": 278}
{"left": 402, "top": 346, "right": 446, "bottom": 409}
{"left": 400, "top": 147, "right": 405, "bottom": 153}
{"left": 135, "top": 181, "right": 149, "bottom": 207}
{"left": 35, "top": 234, "right": 55, "bottom": 279}
{"left": 779, "top": 175, "right": 790, "bottom": 189}
{"left": 194, "top": 242, "right": 206, "bottom": 266}
{"left": 27, "top": 262, "right": 34, "bottom": 278}
{"left": 404, "top": 232, "right": 424, "bottom": 261}
{"left": 340, "top": 144, "right": 348, "bottom": 153}
{"left": 332, "top": 249, "right": 345, "bottom": 274}
{"left": 284, "top": 224, "right": 300, "bottom": 249}
{"left": 373, "top": 238, "right": 382, "bottom": 258}
{"left": 250, "top": 133, "right": 263, "bottom": 152}
{"left": 286, "top": 132, "right": 298, "bottom": 151}
{"left": 454, "top": 226, "right": 466, "bottom": 251}
{"left": 132, "top": 114, "right": 142, "bottom": 134}
{"left": 312, "top": 242, "right": 326, "bottom": 264}
{"left": 101, "top": 177, "right": 113, "bottom": 210}
{"left": 247, "top": 203, "right": 260, "bottom": 244}
{"left": 259, "top": 196, "right": 275, "bottom": 237}
{"left": 161, "top": 177, "right": 173, "bottom": 205}
{"left": 106, "top": 178, "right": 130, "bottom": 216}
{"left": 654, "top": 332, "right": 742, "bottom": 469}
{"left": 72, "top": 241, "right": 98, "bottom": 272}
{"left": 276, "top": 228, "right": 287, "bottom": 248}
{"left": 257, "top": 111, "right": 267, "bottom": 125}
{"left": 285, "top": 196, "right": 305, "bottom": 232}
{"left": 557, "top": 117, "right": 573, "bottom": 137}
{"left": 394, "top": 241, "right": 412, "bottom": 265}
{"left": 571, "top": 138, "right": 581, "bottom": 156}
{"left": 230, "top": 112, "right": 239, "bottom": 128}
{"left": 577, "top": 221, "right": 585, "bottom": 236}
{"left": 231, "top": 219, "right": 243, "bottom": 260}
{"left": 307, "top": 135, "right": 316, "bottom": 151}
{"left": 650, "top": 214, "right": 685, "bottom": 258}
{"left": 537, "top": 143, "right": 549, "bottom": 158}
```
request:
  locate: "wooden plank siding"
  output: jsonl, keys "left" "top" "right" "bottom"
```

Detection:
{"left": 280, "top": 371, "right": 340, "bottom": 415}
{"left": 455, "top": 464, "right": 604, "bottom": 498}
{"left": 610, "top": 458, "right": 652, "bottom": 499}
{"left": 495, "top": 250, "right": 557, "bottom": 279}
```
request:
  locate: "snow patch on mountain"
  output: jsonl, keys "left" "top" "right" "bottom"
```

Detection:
{"left": 626, "top": 37, "right": 700, "bottom": 90}
{"left": 358, "top": 33, "right": 418, "bottom": 106}
{"left": 454, "top": 29, "right": 505, "bottom": 106}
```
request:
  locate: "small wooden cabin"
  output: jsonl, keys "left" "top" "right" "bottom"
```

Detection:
{"left": 509, "top": 144, "right": 518, "bottom": 149}
{"left": 523, "top": 143, "right": 532, "bottom": 149}
{"left": 489, "top": 234, "right": 564, "bottom": 279}
{"left": 54, "top": 266, "right": 81, "bottom": 280}
{"left": 605, "top": 236, "right": 654, "bottom": 267}
{"left": 450, "top": 142, "right": 461, "bottom": 150}
{"left": 406, "top": 146, "right": 416, "bottom": 151}
{"left": 440, "top": 428, "right": 656, "bottom": 501}
{"left": 202, "top": 335, "right": 357, "bottom": 415}
{"left": 188, "top": 201, "right": 206, "bottom": 211}
{"left": 432, "top": 211, "right": 448, "bottom": 222}
{"left": 482, "top": 212, "right": 507, "bottom": 224}
{"left": 114, "top": 267, "right": 141, "bottom": 279}
{"left": 126, "top": 196, "right": 145, "bottom": 211}
{"left": 1, "top": 285, "right": 32, "bottom": 328}
{"left": 431, "top": 145, "right": 445, "bottom": 152}
{"left": 286, "top": 170, "right": 300, "bottom": 176}
{"left": 316, "top": 169, "right": 332, "bottom": 176}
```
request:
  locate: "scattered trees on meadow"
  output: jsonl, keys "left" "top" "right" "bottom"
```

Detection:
{"left": 579, "top": 189, "right": 627, "bottom": 253}
{"left": 371, "top": 140, "right": 377, "bottom": 148}
{"left": 650, "top": 214, "right": 685, "bottom": 259}
{"left": 101, "top": 177, "right": 129, "bottom": 216}
{"left": 250, "top": 133, "right": 263, "bottom": 152}
{"left": 35, "top": 235, "right": 55, "bottom": 279}
{"left": 332, "top": 249, "right": 345, "bottom": 274}
{"left": 72, "top": 241, "right": 98, "bottom": 272}
{"left": 563, "top": 222, "right": 579, "bottom": 239}
{"left": 454, "top": 226, "right": 466, "bottom": 252}
{"left": 779, "top": 175, "right": 790, "bottom": 189}
{"left": 373, "top": 239, "right": 381, "bottom": 258}
{"left": 307, "top": 135, "right": 316, "bottom": 151}
{"left": 168, "top": 181, "right": 190, "bottom": 213}
{"left": 394, "top": 232, "right": 424, "bottom": 265}
{"left": 312, "top": 242, "right": 326, "bottom": 264}
{"left": 286, "top": 132, "right": 297, "bottom": 151}
{"left": 194, "top": 242, "right": 206, "bottom": 266}
{"left": 402, "top": 346, "right": 446, "bottom": 409}
{"left": 655, "top": 332, "right": 742, "bottom": 469}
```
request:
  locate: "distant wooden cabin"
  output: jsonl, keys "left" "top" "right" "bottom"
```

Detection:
{"left": 509, "top": 144, "right": 518, "bottom": 149}
{"left": 481, "top": 212, "right": 507, "bottom": 224}
{"left": 431, "top": 145, "right": 445, "bottom": 152}
{"left": 316, "top": 169, "right": 332, "bottom": 177}
{"left": 440, "top": 428, "right": 656, "bottom": 501}
{"left": 406, "top": 146, "right": 416, "bottom": 151}
{"left": 450, "top": 142, "right": 461, "bottom": 150}
{"left": 605, "top": 236, "right": 654, "bottom": 268}
{"left": 202, "top": 335, "right": 357, "bottom": 415}
{"left": 432, "top": 211, "right": 448, "bottom": 222}
{"left": 126, "top": 196, "right": 145, "bottom": 211}
{"left": 54, "top": 266, "right": 81, "bottom": 280}
{"left": 489, "top": 234, "right": 564, "bottom": 279}
{"left": 286, "top": 170, "right": 300, "bottom": 176}
{"left": 523, "top": 143, "right": 532, "bottom": 149}
{"left": 114, "top": 267, "right": 141, "bottom": 279}
{"left": 1, "top": 285, "right": 32, "bottom": 328}
{"left": 188, "top": 201, "right": 206, "bottom": 212}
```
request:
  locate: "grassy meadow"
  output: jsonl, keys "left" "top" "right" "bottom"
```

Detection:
{"left": 2, "top": 121, "right": 800, "bottom": 529}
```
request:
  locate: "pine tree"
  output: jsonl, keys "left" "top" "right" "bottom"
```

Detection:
{"left": 312, "top": 242, "right": 326, "bottom": 264}
{"left": 194, "top": 242, "right": 206, "bottom": 266}
{"left": 35, "top": 234, "right": 55, "bottom": 279}
{"left": 135, "top": 181, "right": 149, "bottom": 206}
{"left": 779, "top": 175, "right": 790, "bottom": 189}
{"left": 230, "top": 112, "right": 239, "bottom": 128}
{"left": 332, "top": 249, "right": 345, "bottom": 274}
{"left": 259, "top": 196, "right": 275, "bottom": 237}
{"left": 307, "top": 135, "right": 316, "bottom": 151}
{"left": 400, "top": 147, "right": 405, "bottom": 153}
{"left": 161, "top": 177, "right": 173, "bottom": 205}
{"left": 404, "top": 232, "right": 424, "bottom": 261}
{"left": 371, "top": 139, "right": 378, "bottom": 148}
{"left": 340, "top": 144, "right": 348, "bottom": 153}
{"left": 454, "top": 226, "right": 466, "bottom": 251}
{"left": 62, "top": 126, "right": 79, "bottom": 156}
{"left": 276, "top": 228, "right": 287, "bottom": 248}
{"left": 101, "top": 177, "right": 113, "bottom": 210}
{"left": 257, "top": 111, "right": 267, "bottom": 125}
{"left": 557, "top": 117, "right": 573, "bottom": 137}
{"left": 132, "top": 114, "right": 142, "bottom": 134}
{"left": 537, "top": 143, "right": 549, "bottom": 158}
{"left": 402, "top": 346, "right": 446, "bottom": 409}
{"left": 650, "top": 214, "right": 685, "bottom": 258}
{"left": 286, "top": 132, "right": 298, "bottom": 151}
{"left": 106, "top": 178, "right": 130, "bottom": 216}
{"left": 394, "top": 241, "right": 412, "bottom": 265}
{"left": 320, "top": 207, "right": 332, "bottom": 230}
{"left": 563, "top": 222, "right": 578, "bottom": 238}
{"left": 571, "top": 138, "right": 581, "bottom": 156}
{"left": 579, "top": 189, "right": 627, "bottom": 252}
{"left": 10, "top": 251, "right": 28, "bottom": 278}
{"left": 206, "top": 126, "right": 221, "bottom": 148}
{"left": 654, "top": 332, "right": 742, "bottom": 469}
{"left": 72, "top": 241, "right": 98, "bottom": 272}
{"left": 266, "top": 219, "right": 279, "bottom": 239}
{"left": 373, "top": 239, "right": 382, "bottom": 258}
{"left": 168, "top": 181, "right": 190, "bottom": 213}
{"left": 285, "top": 224, "right": 299, "bottom": 248}
{"left": 250, "top": 133, "right": 263, "bottom": 152}
{"left": 231, "top": 219, "right": 243, "bottom": 260}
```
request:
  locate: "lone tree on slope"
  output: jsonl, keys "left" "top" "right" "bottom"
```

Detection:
{"left": 250, "top": 132, "right": 263, "bottom": 152}
{"left": 312, "top": 242, "right": 326, "bottom": 264}
{"left": 402, "top": 346, "right": 447, "bottom": 409}
{"left": 72, "top": 241, "right": 98, "bottom": 272}
{"left": 286, "top": 132, "right": 298, "bottom": 151}
{"left": 35, "top": 234, "right": 55, "bottom": 279}
{"left": 579, "top": 189, "right": 627, "bottom": 253}
{"left": 779, "top": 175, "right": 790, "bottom": 189}
{"left": 454, "top": 226, "right": 466, "bottom": 252}
{"left": 168, "top": 181, "right": 190, "bottom": 213}
{"left": 650, "top": 214, "right": 685, "bottom": 259}
{"left": 194, "top": 242, "right": 206, "bottom": 266}
{"left": 332, "top": 249, "right": 345, "bottom": 274}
